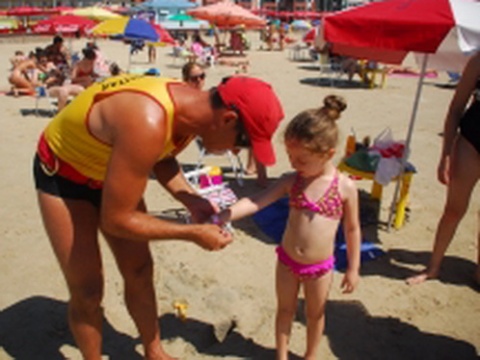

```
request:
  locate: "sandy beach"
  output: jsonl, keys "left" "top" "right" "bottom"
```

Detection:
{"left": 0, "top": 32, "right": 478, "bottom": 359}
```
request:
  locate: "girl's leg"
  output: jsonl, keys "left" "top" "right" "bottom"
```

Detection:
{"left": 103, "top": 201, "right": 176, "bottom": 360}
{"left": 302, "top": 271, "right": 334, "bottom": 360}
{"left": 37, "top": 191, "right": 103, "bottom": 360}
{"left": 275, "top": 262, "right": 300, "bottom": 360}
{"left": 408, "top": 136, "right": 480, "bottom": 284}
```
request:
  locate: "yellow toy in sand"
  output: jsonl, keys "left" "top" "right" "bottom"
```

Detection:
{"left": 173, "top": 300, "right": 188, "bottom": 322}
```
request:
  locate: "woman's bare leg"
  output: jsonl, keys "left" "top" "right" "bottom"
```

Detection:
{"left": 8, "top": 71, "right": 34, "bottom": 95}
{"left": 37, "top": 192, "right": 104, "bottom": 360}
{"left": 103, "top": 201, "right": 176, "bottom": 360}
{"left": 275, "top": 262, "right": 300, "bottom": 360}
{"left": 476, "top": 210, "right": 480, "bottom": 284}
{"left": 407, "top": 136, "right": 480, "bottom": 284}
{"left": 48, "top": 84, "right": 84, "bottom": 111}
{"left": 302, "top": 272, "right": 333, "bottom": 360}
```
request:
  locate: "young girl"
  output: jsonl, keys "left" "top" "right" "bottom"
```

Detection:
{"left": 215, "top": 95, "right": 361, "bottom": 360}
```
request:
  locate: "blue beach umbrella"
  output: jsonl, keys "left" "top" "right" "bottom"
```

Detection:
{"left": 124, "top": 18, "right": 159, "bottom": 41}
{"left": 91, "top": 17, "right": 159, "bottom": 42}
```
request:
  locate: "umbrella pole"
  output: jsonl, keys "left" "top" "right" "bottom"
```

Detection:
{"left": 387, "top": 54, "right": 429, "bottom": 232}
{"left": 128, "top": 47, "right": 131, "bottom": 72}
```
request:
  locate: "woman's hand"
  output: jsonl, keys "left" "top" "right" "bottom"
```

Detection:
{"left": 437, "top": 155, "right": 450, "bottom": 185}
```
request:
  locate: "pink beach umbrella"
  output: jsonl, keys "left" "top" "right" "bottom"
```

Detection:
{"left": 320, "top": 0, "right": 480, "bottom": 229}
{"left": 187, "top": 0, "right": 266, "bottom": 29}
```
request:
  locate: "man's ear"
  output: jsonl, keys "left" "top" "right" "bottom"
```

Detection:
{"left": 222, "top": 108, "right": 239, "bottom": 127}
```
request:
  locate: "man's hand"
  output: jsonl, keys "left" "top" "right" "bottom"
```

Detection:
{"left": 185, "top": 195, "right": 220, "bottom": 223}
{"left": 190, "top": 224, "right": 233, "bottom": 251}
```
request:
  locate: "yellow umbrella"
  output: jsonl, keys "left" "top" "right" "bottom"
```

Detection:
{"left": 67, "top": 7, "right": 122, "bottom": 21}
{"left": 90, "top": 16, "right": 129, "bottom": 36}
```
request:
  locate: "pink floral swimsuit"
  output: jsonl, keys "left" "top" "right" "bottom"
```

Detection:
{"left": 276, "top": 171, "right": 343, "bottom": 279}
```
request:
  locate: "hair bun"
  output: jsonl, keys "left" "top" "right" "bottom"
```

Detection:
{"left": 323, "top": 95, "right": 347, "bottom": 121}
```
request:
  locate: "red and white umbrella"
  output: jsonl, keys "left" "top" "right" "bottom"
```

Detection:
{"left": 323, "top": 0, "right": 480, "bottom": 71}
{"left": 320, "top": 0, "right": 480, "bottom": 229}
{"left": 6, "top": 6, "right": 45, "bottom": 17}
{"left": 32, "top": 14, "right": 97, "bottom": 35}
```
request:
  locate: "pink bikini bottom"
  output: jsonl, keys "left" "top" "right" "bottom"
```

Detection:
{"left": 276, "top": 246, "right": 334, "bottom": 279}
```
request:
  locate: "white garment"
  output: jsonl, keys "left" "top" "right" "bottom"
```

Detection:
{"left": 374, "top": 157, "right": 402, "bottom": 185}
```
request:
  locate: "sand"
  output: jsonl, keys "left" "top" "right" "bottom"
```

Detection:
{"left": 0, "top": 32, "right": 478, "bottom": 359}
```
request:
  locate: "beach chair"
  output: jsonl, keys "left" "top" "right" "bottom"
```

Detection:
{"left": 180, "top": 166, "right": 238, "bottom": 229}
{"left": 195, "top": 137, "right": 245, "bottom": 186}
{"left": 317, "top": 53, "right": 343, "bottom": 86}
{"left": 34, "top": 86, "right": 57, "bottom": 117}
{"left": 359, "top": 60, "right": 388, "bottom": 89}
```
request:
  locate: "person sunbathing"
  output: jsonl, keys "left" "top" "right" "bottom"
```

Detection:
{"left": 8, "top": 49, "right": 53, "bottom": 96}
{"left": 70, "top": 48, "right": 98, "bottom": 88}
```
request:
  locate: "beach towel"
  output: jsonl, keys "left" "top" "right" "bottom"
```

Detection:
{"left": 252, "top": 197, "right": 385, "bottom": 270}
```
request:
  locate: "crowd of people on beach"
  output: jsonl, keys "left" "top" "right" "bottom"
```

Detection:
{"left": 3, "top": 27, "right": 477, "bottom": 359}
{"left": 7, "top": 35, "right": 122, "bottom": 111}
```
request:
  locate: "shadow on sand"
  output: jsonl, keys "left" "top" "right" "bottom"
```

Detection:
{"left": 0, "top": 296, "right": 141, "bottom": 360}
{"left": 295, "top": 299, "right": 479, "bottom": 360}
{"left": 0, "top": 296, "right": 284, "bottom": 360}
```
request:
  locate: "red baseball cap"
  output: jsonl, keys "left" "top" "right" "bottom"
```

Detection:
{"left": 217, "top": 76, "right": 284, "bottom": 166}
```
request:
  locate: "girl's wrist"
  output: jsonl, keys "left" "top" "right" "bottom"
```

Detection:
{"left": 210, "top": 213, "right": 223, "bottom": 225}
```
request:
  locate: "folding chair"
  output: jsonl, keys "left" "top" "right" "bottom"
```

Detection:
{"left": 181, "top": 166, "right": 238, "bottom": 229}
{"left": 317, "top": 53, "right": 343, "bottom": 86}
{"left": 34, "top": 86, "right": 57, "bottom": 117}
{"left": 195, "top": 137, "right": 245, "bottom": 186}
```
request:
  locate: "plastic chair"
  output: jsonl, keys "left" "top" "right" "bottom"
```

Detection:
{"left": 34, "top": 86, "right": 57, "bottom": 117}
{"left": 317, "top": 53, "right": 343, "bottom": 86}
{"left": 195, "top": 137, "right": 244, "bottom": 186}
{"left": 359, "top": 60, "right": 388, "bottom": 89}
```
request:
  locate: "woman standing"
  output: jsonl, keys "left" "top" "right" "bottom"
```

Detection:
{"left": 408, "top": 51, "right": 480, "bottom": 285}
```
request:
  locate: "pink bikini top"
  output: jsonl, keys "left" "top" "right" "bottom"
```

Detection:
{"left": 289, "top": 171, "right": 343, "bottom": 220}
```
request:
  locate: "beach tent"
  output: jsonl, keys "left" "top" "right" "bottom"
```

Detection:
{"left": 320, "top": 0, "right": 480, "bottom": 229}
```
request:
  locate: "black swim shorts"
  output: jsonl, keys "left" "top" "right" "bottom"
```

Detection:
{"left": 33, "top": 154, "right": 102, "bottom": 208}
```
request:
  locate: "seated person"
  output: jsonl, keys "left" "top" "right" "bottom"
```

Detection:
{"left": 229, "top": 29, "right": 244, "bottom": 56}
{"left": 70, "top": 48, "right": 98, "bottom": 88}
{"left": 109, "top": 62, "right": 124, "bottom": 76}
{"left": 44, "top": 35, "right": 70, "bottom": 70}
{"left": 45, "top": 71, "right": 85, "bottom": 112}
{"left": 190, "top": 33, "right": 216, "bottom": 66}
{"left": 86, "top": 41, "right": 110, "bottom": 77}
{"left": 8, "top": 49, "right": 53, "bottom": 96}
{"left": 182, "top": 62, "right": 205, "bottom": 90}
{"left": 130, "top": 39, "right": 145, "bottom": 55}
{"left": 340, "top": 57, "right": 363, "bottom": 82}
{"left": 10, "top": 50, "right": 26, "bottom": 70}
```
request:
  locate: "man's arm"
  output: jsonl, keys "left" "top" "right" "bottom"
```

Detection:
{"left": 153, "top": 157, "right": 219, "bottom": 223}
{"left": 97, "top": 93, "right": 230, "bottom": 249}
